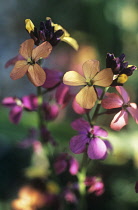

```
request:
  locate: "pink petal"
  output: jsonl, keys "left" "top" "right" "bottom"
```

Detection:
{"left": 116, "top": 86, "right": 130, "bottom": 103}
{"left": 9, "top": 106, "right": 23, "bottom": 124}
{"left": 127, "top": 103, "right": 138, "bottom": 123}
{"left": 70, "top": 134, "right": 89, "bottom": 154}
{"left": 2, "top": 97, "right": 16, "bottom": 108}
{"left": 101, "top": 93, "right": 123, "bottom": 109}
{"left": 110, "top": 110, "right": 128, "bottom": 131}
{"left": 69, "top": 157, "right": 79, "bottom": 175}
{"left": 87, "top": 137, "right": 107, "bottom": 159}
{"left": 93, "top": 126, "right": 108, "bottom": 137}
{"left": 72, "top": 97, "right": 90, "bottom": 115}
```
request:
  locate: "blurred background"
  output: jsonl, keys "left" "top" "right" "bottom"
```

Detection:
{"left": 1, "top": 0, "right": 138, "bottom": 209}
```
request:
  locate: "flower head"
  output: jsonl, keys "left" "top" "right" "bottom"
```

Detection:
{"left": 25, "top": 18, "right": 79, "bottom": 50}
{"left": 106, "top": 53, "right": 137, "bottom": 86}
{"left": 2, "top": 94, "right": 38, "bottom": 124}
{"left": 70, "top": 118, "right": 112, "bottom": 160}
{"left": 85, "top": 176, "right": 104, "bottom": 196}
{"left": 63, "top": 60, "right": 113, "bottom": 109}
{"left": 10, "top": 39, "right": 52, "bottom": 86}
{"left": 101, "top": 86, "right": 138, "bottom": 130}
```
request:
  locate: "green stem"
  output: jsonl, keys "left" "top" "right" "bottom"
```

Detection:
{"left": 37, "top": 86, "right": 45, "bottom": 142}
{"left": 91, "top": 87, "right": 109, "bottom": 124}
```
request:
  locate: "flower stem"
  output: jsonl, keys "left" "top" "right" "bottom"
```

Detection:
{"left": 37, "top": 86, "right": 45, "bottom": 142}
{"left": 91, "top": 87, "right": 109, "bottom": 123}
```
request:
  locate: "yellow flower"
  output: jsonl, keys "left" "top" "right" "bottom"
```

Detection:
{"left": 25, "top": 19, "right": 35, "bottom": 33}
{"left": 63, "top": 60, "right": 113, "bottom": 109}
{"left": 10, "top": 39, "right": 52, "bottom": 86}
{"left": 48, "top": 17, "right": 79, "bottom": 51}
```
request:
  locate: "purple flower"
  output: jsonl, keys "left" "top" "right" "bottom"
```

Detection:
{"left": 2, "top": 94, "right": 38, "bottom": 124}
{"left": 54, "top": 153, "right": 79, "bottom": 175}
{"left": 5, "top": 54, "right": 25, "bottom": 68}
{"left": 85, "top": 176, "right": 104, "bottom": 196}
{"left": 43, "top": 102, "right": 59, "bottom": 121}
{"left": 70, "top": 118, "right": 112, "bottom": 160}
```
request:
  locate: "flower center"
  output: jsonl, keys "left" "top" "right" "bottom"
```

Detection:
{"left": 27, "top": 57, "right": 35, "bottom": 65}
{"left": 86, "top": 78, "right": 93, "bottom": 86}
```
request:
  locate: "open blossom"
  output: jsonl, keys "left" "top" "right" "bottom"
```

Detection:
{"left": 101, "top": 86, "right": 138, "bottom": 130}
{"left": 2, "top": 94, "right": 38, "bottom": 124}
{"left": 70, "top": 118, "right": 112, "bottom": 160}
{"left": 63, "top": 60, "right": 113, "bottom": 109}
{"left": 10, "top": 39, "right": 52, "bottom": 86}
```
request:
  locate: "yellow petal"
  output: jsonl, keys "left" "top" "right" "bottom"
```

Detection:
{"left": 61, "top": 36, "right": 79, "bottom": 51}
{"left": 27, "top": 64, "right": 46, "bottom": 86}
{"left": 25, "top": 19, "right": 35, "bottom": 33}
{"left": 93, "top": 68, "right": 113, "bottom": 87}
{"left": 63, "top": 71, "right": 86, "bottom": 86}
{"left": 10, "top": 60, "right": 28, "bottom": 80}
{"left": 76, "top": 86, "right": 97, "bottom": 109}
{"left": 19, "top": 39, "right": 34, "bottom": 59}
{"left": 82, "top": 60, "right": 100, "bottom": 80}
{"left": 32, "top": 41, "right": 52, "bottom": 62}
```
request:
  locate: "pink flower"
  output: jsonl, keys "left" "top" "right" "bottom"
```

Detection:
{"left": 101, "top": 86, "right": 138, "bottom": 130}
{"left": 85, "top": 177, "right": 104, "bottom": 196}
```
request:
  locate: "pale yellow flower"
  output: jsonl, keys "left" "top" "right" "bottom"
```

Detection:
{"left": 63, "top": 60, "right": 113, "bottom": 109}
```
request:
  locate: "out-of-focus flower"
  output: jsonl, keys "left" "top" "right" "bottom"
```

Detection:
{"left": 40, "top": 125, "right": 57, "bottom": 145}
{"left": 2, "top": 94, "right": 38, "bottom": 124}
{"left": 63, "top": 189, "right": 78, "bottom": 204}
{"left": 43, "top": 102, "right": 59, "bottom": 121}
{"left": 106, "top": 53, "right": 137, "bottom": 86}
{"left": 85, "top": 177, "right": 104, "bottom": 196}
{"left": 10, "top": 39, "right": 52, "bottom": 86}
{"left": 101, "top": 86, "right": 138, "bottom": 131}
{"left": 63, "top": 60, "right": 113, "bottom": 109}
{"left": 70, "top": 118, "right": 112, "bottom": 160}
{"left": 25, "top": 17, "right": 79, "bottom": 50}
{"left": 54, "top": 153, "right": 79, "bottom": 175}
{"left": 11, "top": 185, "right": 47, "bottom": 210}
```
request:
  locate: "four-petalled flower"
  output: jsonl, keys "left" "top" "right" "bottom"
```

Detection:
{"left": 63, "top": 60, "right": 113, "bottom": 109}
{"left": 10, "top": 39, "right": 52, "bottom": 86}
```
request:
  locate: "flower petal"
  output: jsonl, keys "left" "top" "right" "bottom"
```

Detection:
{"left": 72, "top": 97, "right": 90, "bottom": 115}
{"left": 69, "top": 157, "right": 79, "bottom": 175}
{"left": 76, "top": 86, "right": 97, "bottom": 109}
{"left": 87, "top": 137, "right": 107, "bottom": 159}
{"left": 62, "top": 36, "right": 79, "bottom": 51}
{"left": 110, "top": 110, "right": 128, "bottom": 131}
{"left": 9, "top": 106, "right": 23, "bottom": 124}
{"left": 101, "top": 93, "right": 123, "bottom": 109}
{"left": 127, "top": 103, "right": 138, "bottom": 123}
{"left": 2, "top": 97, "right": 16, "bottom": 108}
{"left": 93, "top": 68, "right": 113, "bottom": 87}
{"left": 82, "top": 60, "right": 100, "bottom": 79}
{"left": 93, "top": 126, "right": 108, "bottom": 137}
{"left": 116, "top": 86, "right": 130, "bottom": 103}
{"left": 71, "top": 118, "right": 91, "bottom": 133}
{"left": 70, "top": 134, "right": 88, "bottom": 154}
{"left": 19, "top": 39, "right": 34, "bottom": 59}
{"left": 10, "top": 60, "right": 28, "bottom": 80}
{"left": 32, "top": 41, "right": 52, "bottom": 62}
{"left": 27, "top": 64, "right": 46, "bottom": 86}
{"left": 63, "top": 71, "right": 86, "bottom": 86}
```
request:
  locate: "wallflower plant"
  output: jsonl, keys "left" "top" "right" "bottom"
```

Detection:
{"left": 3, "top": 16, "right": 138, "bottom": 210}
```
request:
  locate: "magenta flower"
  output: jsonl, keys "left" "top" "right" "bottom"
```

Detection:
{"left": 70, "top": 118, "right": 112, "bottom": 160}
{"left": 85, "top": 177, "right": 104, "bottom": 196}
{"left": 54, "top": 153, "right": 79, "bottom": 175}
{"left": 101, "top": 86, "right": 138, "bottom": 131}
{"left": 43, "top": 103, "right": 59, "bottom": 121}
{"left": 2, "top": 94, "right": 38, "bottom": 124}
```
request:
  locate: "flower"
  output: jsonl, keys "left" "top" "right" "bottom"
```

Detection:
{"left": 101, "top": 86, "right": 138, "bottom": 130}
{"left": 70, "top": 118, "right": 112, "bottom": 159}
{"left": 106, "top": 53, "right": 137, "bottom": 86}
{"left": 10, "top": 39, "right": 52, "bottom": 86}
{"left": 84, "top": 176, "right": 104, "bottom": 196}
{"left": 63, "top": 60, "right": 113, "bottom": 109}
{"left": 25, "top": 18, "right": 79, "bottom": 50}
{"left": 2, "top": 94, "right": 38, "bottom": 124}
{"left": 43, "top": 102, "right": 59, "bottom": 121}
{"left": 54, "top": 153, "right": 79, "bottom": 175}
